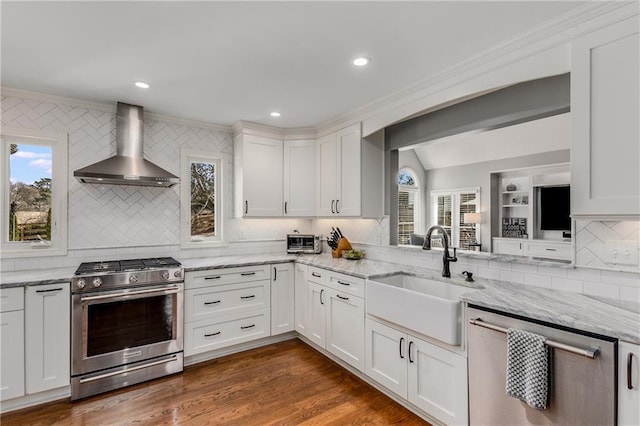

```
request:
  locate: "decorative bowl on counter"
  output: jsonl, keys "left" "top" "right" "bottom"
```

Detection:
{"left": 342, "top": 249, "right": 365, "bottom": 260}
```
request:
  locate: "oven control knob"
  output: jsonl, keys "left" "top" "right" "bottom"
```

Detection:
{"left": 129, "top": 274, "right": 138, "bottom": 283}
{"left": 92, "top": 277, "right": 102, "bottom": 288}
{"left": 162, "top": 271, "right": 170, "bottom": 280}
{"left": 174, "top": 270, "right": 182, "bottom": 278}
{"left": 76, "top": 279, "right": 86, "bottom": 289}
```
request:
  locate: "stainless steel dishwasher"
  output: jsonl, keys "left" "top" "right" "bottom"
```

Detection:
{"left": 467, "top": 305, "right": 617, "bottom": 425}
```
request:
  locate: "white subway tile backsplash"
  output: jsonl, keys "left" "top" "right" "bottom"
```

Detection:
{"left": 511, "top": 263, "right": 538, "bottom": 274}
{"left": 551, "top": 277, "right": 584, "bottom": 293}
{"left": 537, "top": 266, "right": 569, "bottom": 278}
{"left": 489, "top": 260, "right": 511, "bottom": 271}
{"left": 620, "top": 286, "right": 640, "bottom": 303}
{"left": 499, "top": 270, "right": 524, "bottom": 284}
{"left": 567, "top": 268, "right": 602, "bottom": 283}
{"left": 477, "top": 267, "right": 501, "bottom": 280}
{"left": 467, "top": 258, "right": 490, "bottom": 268}
{"left": 600, "top": 270, "right": 640, "bottom": 287}
{"left": 524, "top": 273, "right": 552, "bottom": 289}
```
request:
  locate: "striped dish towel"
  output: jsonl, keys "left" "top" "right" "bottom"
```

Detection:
{"left": 505, "top": 328, "right": 549, "bottom": 410}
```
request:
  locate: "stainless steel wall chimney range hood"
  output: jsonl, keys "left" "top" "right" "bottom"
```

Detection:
{"left": 74, "top": 102, "right": 180, "bottom": 187}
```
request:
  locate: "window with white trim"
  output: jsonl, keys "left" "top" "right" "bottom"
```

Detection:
{"left": 430, "top": 187, "right": 480, "bottom": 250}
{"left": 398, "top": 168, "right": 421, "bottom": 245}
{"left": 180, "top": 149, "right": 224, "bottom": 247}
{"left": 1, "top": 127, "right": 68, "bottom": 257}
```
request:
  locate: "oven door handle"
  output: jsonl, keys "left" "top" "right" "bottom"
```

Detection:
{"left": 79, "top": 355, "right": 179, "bottom": 384}
{"left": 80, "top": 286, "right": 181, "bottom": 302}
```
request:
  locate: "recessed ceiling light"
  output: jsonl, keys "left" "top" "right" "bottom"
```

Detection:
{"left": 353, "top": 57, "right": 370, "bottom": 67}
{"left": 135, "top": 81, "right": 150, "bottom": 89}
{"left": 270, "top": 112, "right": 281, "bottom": 117}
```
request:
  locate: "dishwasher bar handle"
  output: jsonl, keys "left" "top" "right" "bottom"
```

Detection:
{"left": 469, "top": 318, "right": 600, "bottom": 359}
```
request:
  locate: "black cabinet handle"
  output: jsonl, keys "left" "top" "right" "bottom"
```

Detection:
{"left": 408, "top": 341, "right": 414, "bottom": 363}
{"left": 331, "top": 200, "right": 335, "bottom": 214}
{"left": 399, "top": 337, "right": 405, "bottom": 359}
{"left": 204, "top": 276, "right": 221, "bottom": 280}
{"left": 336, "top": 199, "right": 340, "bottom": 214}
{"left": 241, "top": 324, "right": 256, "bottom": 330}
{"left": 337, "top": 280, "right": 350, "bottom": 286}
{"left": 273, "top": 267, "right": 277, "bottom": 281}
{"left": 204, "top": 300, "right": 221, "bottom": 305}
{"left": 245, "top": 200, "right": 248, "bottom": 215}
{"left": 241, "top": 272, "right": 256, "bottom": 276}
{"left": 284, "top": 201, "right": 288, "bottom": 215}
{"left": 336, "top": 294, "right": 349, "bottom": 301}
{"left": 312, "top": 272, "right": 321, "bottom": 278}
{"left": 320, "top": 288, "right": 324, "bottom": 305}
{"left": 240, "top": 295, "right": 256, "bottom": 300}
{"left": 204, "top": 331, "right": 221, "bottom": 337}
{"left": 545, "top": 248, "right": 557, "bottom": 251}
{"left": 36, "top": 288, "right": 64, "bottom": 293}
{"left": 628, "top": 352, "right": 635, "bottom": 390}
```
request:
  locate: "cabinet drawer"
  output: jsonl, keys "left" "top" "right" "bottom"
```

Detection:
{"left": 523, "top": 241, "right": 571, "bottom": 260}
{"left": 185, "top": 265, "right": 270, "bottom": 290}
{"left": 308, "top": 266, "right": 328, "bottom": 285}
{"left": 326, "top": 271, "right": 365, "bottom": 298}
{"left": 0, "top": 287, "right": 24, "bottom": 312}
{"left": 184, "top": 310, "right": 269, "bottom": 356}
{"left": 185, "top": 280, "right": 270, "bottom": 323}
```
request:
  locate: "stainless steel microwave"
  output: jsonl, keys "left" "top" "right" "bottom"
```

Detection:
{"left": 287, "top": 234, "right": 322, "bottom": 254}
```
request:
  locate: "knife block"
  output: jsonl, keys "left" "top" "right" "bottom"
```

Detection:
{"left": 332, "top": 237, "right": 352, "bottom": 258}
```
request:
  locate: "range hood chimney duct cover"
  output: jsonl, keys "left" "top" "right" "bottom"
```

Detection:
{"left": 73, "top": 102, "right": 180, "bottom": 187}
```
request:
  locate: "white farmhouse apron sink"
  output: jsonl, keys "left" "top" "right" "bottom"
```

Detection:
{"left": 367, "top": 274, "right": 473, "bottom": 345}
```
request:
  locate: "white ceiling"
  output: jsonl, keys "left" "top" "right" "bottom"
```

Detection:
{"left": 410, "top": 113, "right": 571, "bottom": 170}
{"left": 2, "top": 1, "right": 585, "bottom": 128}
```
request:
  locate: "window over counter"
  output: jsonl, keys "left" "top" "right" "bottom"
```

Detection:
{"left": 430, "top": 188, "right": 480, "bottom": 250}
{"left": 180, "top": 149, "right": 224, "bottom": 247}
{"left": 0, "top": 127, "right": 68, "bottom": 257}
{"left": 398, "top": 168, "right": 421, "bottom": 245}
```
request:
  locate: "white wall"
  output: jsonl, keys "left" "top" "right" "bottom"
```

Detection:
{"left": 1, "top": 90, "right": 312, "bottom": 271}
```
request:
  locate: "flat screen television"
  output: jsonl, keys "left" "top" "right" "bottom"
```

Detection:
{"left": 540, "top": 185, "right": 570, "bottom": 231}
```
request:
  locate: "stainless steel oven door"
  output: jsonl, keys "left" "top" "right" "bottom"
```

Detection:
{"left": 72, "top": 283, "right": 183, "bottom": 376}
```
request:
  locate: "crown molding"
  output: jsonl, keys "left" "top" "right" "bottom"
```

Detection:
{"left": 1, "top": 86, "right": 232, "bottom": 133}
{"left": 232, "top": 120, "right": 316, "bottom": 140}
{"left": 316, "top": 1, "right": 638, "bottom": 137}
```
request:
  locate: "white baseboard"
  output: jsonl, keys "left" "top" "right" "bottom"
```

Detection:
{"left": 0, "top": 386, "right": 70, "bottom": 414}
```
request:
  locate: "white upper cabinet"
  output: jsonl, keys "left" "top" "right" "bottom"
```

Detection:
{"left": 283, "top": 139, "right": 316, "bottom": 216}
{"left": 235, "top": 128, "right": 316, "bottom": 217}
{"left": 317, "top": 123, "right": 383, "bottom": 217}
{"left": 235, "top": 134, "right": 283, "bottom": 217}
{"left": 571, "top": 15, "right": 639, "bottom": 216}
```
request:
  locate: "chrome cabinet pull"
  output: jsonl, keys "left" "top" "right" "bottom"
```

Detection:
{"left": 241, "top": 324, "right": 255, "bottom": 330}
{"left": 320, "top": 289, "right": 325, "bottom": 305}
{"left": 336, "top": 294, "right": 349, "bottom": 301}
{"left": 36, "top": 287, "right": 64, "bottom": 293}
{"left": 204, "top": 276, "right": 221, "bottom": 280}
{"left": 240, "top": 295, "right": 255, "bottom": 300}
{"left": 204, "top": 300, "right": 221, "bottom": 305}
{"left": 337, "top": 280, "right": 350, "bottom": 286}
{"left": 469, "top": 318, "right": 600, "bottom": 359}
{"left": 628, "top": 352, "right": 635, "bottom": 390}
{"left": 204, "top": 331, "right": 221, "bottom": 337}
{"left": 399, "top": 337, "right": 405, "bottom": 359}
{"left": 408, "top": 341, "right": 414, "bottom": 363}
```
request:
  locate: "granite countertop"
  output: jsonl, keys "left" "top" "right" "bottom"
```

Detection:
{"left": 1, "top": 252, "right": 638, "bottom": 344}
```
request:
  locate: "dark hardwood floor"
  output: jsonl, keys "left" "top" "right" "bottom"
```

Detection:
{"left": 2, "top": 339, "right": 429, "bottom": 425}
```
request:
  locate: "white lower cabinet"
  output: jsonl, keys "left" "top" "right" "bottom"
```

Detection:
{"left": 0, "top": 288, "right": 24, "bottom": 401}
{"left": 366, "top": 319, "right": 468, "bottom": 426}
{"left": 619, "top": 342, "right": 640, "bottom": 426}
{"left": 25, "top": 284, "right": 70, "bottom": 395}
{"left": 307, "top": 268, "right": 365, "bottom": 371}
{"left": 270, "top": 263, "right": 294, "bottom": 335}
{"left": 294, "top": 263, "right": 309, "bottom": 337}
{"left": 184, "top": 265, "right": 271, "bottom": 357}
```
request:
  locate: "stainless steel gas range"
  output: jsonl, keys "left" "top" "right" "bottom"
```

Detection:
{"left": 70, "top": 257, "right": 184, "bottom": 400}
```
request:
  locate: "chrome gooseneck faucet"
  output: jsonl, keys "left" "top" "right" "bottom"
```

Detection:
{"left": 423, "top": 225, "right": 458, "bottom": 278}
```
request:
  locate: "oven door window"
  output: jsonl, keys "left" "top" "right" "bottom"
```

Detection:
{"left": 86, "top": 294, "right": 176, "bottom": 357}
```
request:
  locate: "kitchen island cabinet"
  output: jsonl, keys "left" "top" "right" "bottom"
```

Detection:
{"left": 619, "top": 341, "right": 640, "bottom": 426}
{"left": 0, "top": 287, "right": 24, "bottom": 401}
{"left": 25, "top": 284, "right": 70, "bottom": 394}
